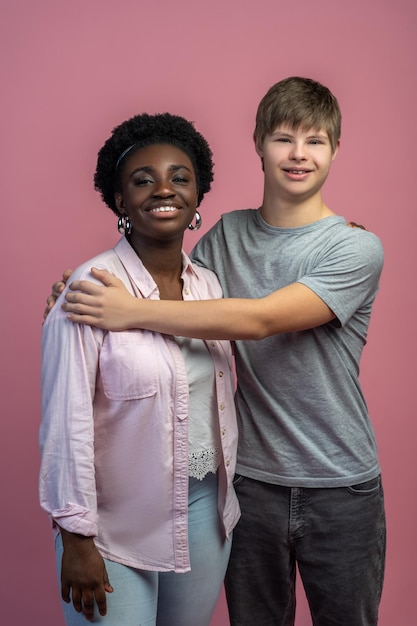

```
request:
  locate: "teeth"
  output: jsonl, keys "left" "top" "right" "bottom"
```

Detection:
{"left": 151, "top": 206, "right": 178, "bottom": 213}
{"left": 289, "top": 170, "right": 307, "bottom": 174}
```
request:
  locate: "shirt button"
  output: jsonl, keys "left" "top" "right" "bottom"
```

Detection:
{"left": 221, "top": 428, "right": 226, "bottom": 436}
{"left": 183, "top": 288, "right": 190, "bottom": 295}
{"left": 225, "top": 459, "right": 230, "bottom": 467}
{"left": 220, "top": 403, "right": 225, "bottom": 411}
{"left": 210, "top": 341, "right": 216, "bottom": 348}
{"left": 218, "top": 371, "right": 224, "bottom": 377}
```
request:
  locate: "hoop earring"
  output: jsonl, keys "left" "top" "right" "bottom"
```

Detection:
{"left": 117, "top": 216, "right": 132, "bottom": 235}
{"left": 188, "top": 210, "right": 202, "bottom": 231}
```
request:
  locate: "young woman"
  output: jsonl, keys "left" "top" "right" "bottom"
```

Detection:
{"left": 39, "top": 113, "right": 240, "bottom": 626}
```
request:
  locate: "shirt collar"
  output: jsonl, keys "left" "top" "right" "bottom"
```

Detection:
{"left": 113, "top": 237, "right": 198, "bottom": 297}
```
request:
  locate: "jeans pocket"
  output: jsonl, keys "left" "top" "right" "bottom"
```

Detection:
{"left": 232, "top": 473, "right": 245, "bottom": 487}
{"left": 346, "top": 475, "right": 381, "bottom": 495}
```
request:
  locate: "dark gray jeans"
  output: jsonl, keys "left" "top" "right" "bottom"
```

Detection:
{"left": 225, "top": 475, "right": 386, "bottom": 626}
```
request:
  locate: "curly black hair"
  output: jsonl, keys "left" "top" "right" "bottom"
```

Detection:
{"left": 94, "top": 113, "right": 214, "bottom": 214}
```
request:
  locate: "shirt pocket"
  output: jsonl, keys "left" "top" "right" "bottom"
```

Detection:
{"left": 99, "top": 331, "right": 158, "bottom": 401}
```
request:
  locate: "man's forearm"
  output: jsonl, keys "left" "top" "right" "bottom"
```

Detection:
{"left": 120, "top": 282, "right": 334, "bottom": 339}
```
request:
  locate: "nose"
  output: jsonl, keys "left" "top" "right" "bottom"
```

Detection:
{"left": 153, "top": 178, "right": 175, "bottom": 198}
{"left": 289, "top": 141, "right": 307, "bottom": 161}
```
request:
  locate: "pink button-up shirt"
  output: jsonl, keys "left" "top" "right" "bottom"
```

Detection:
{"left": 39, "top": 238, "right": 240, "bottom": 573}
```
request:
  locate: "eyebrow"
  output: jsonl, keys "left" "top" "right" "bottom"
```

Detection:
{"left": 271, "top": 130, "right": 329, "bottom": 138}
{"left": 129, "top": 164, "right": 193, "bottom": 176}
{"left": 306, "top": 132, "right": 329, "bottom": 139}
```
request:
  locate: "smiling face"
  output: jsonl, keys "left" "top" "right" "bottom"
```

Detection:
{"left": 115, "top": 143, "right": 199, "bottom": 248}
{"left": 257, "top": 125, "right": 339, "bottom": 204}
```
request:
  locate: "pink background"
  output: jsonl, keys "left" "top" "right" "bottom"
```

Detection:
{"left": 1, "top": 1, "right": 415, "bottom": 624}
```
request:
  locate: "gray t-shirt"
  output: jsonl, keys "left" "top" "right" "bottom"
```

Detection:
{"left": 191, "top": 210, "right": 384, "bottom": 487}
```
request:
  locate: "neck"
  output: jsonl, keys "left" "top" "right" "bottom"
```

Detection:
{"left": 259, "top": 189, "right": 334, "bottom": 228}
{"left": 128, "top": 234, "right": 184, "bottom": 282}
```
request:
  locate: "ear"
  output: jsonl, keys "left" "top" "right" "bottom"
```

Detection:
{"left": 253, "top": 133, "right": 263, "bottom": 158}
{"left": 114, "top": 192, "right": 125, "bottom": 214}
{"left": 331, "top": 139, "right": 340, "bottom": 162}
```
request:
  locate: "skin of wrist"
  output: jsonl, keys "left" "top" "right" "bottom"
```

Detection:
{"left": 59, "top": 527, "right": 96, "bottom": 549}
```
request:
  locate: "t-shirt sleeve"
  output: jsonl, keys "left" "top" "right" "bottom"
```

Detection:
{"left": 190, "top": 220, "right": 223, "bottom": 272}
{"left": 297, "top": 231, "right": 384, "bottom": 327}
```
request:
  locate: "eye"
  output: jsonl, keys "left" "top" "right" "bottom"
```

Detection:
{"left": 133, "top": 177, "right": 154, "bottom": 186}
{"left": 173, "top": 175, "right": 189, "bottom": 184}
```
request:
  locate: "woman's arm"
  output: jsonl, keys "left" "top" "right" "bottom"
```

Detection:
{"left": 40, "top": 314, "right": 112, "bottom": 621}
{"left": 63, "top": 268, "right": 335, "bottom": 339}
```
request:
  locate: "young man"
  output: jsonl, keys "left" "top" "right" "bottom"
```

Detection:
{"left": 57, "top": 77, "right": 385, "bottom": 625}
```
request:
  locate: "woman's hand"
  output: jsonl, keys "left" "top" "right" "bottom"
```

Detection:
{"left": 43, "top": 269, "right": 73, "bottom": 320}
{"left": 63, "top": 268, "right": 137, "bottom": 331}
{"left": 60, "top": 529, "right": 113, "bottom": 622}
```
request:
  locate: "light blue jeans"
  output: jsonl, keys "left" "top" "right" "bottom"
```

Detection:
{"left": 55, "top": 473, "right": 231, "bottom": 625}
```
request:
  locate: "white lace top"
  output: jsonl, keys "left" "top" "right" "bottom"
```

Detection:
{"left": 174, "top": 335, "right": 221, "bottom": 480}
